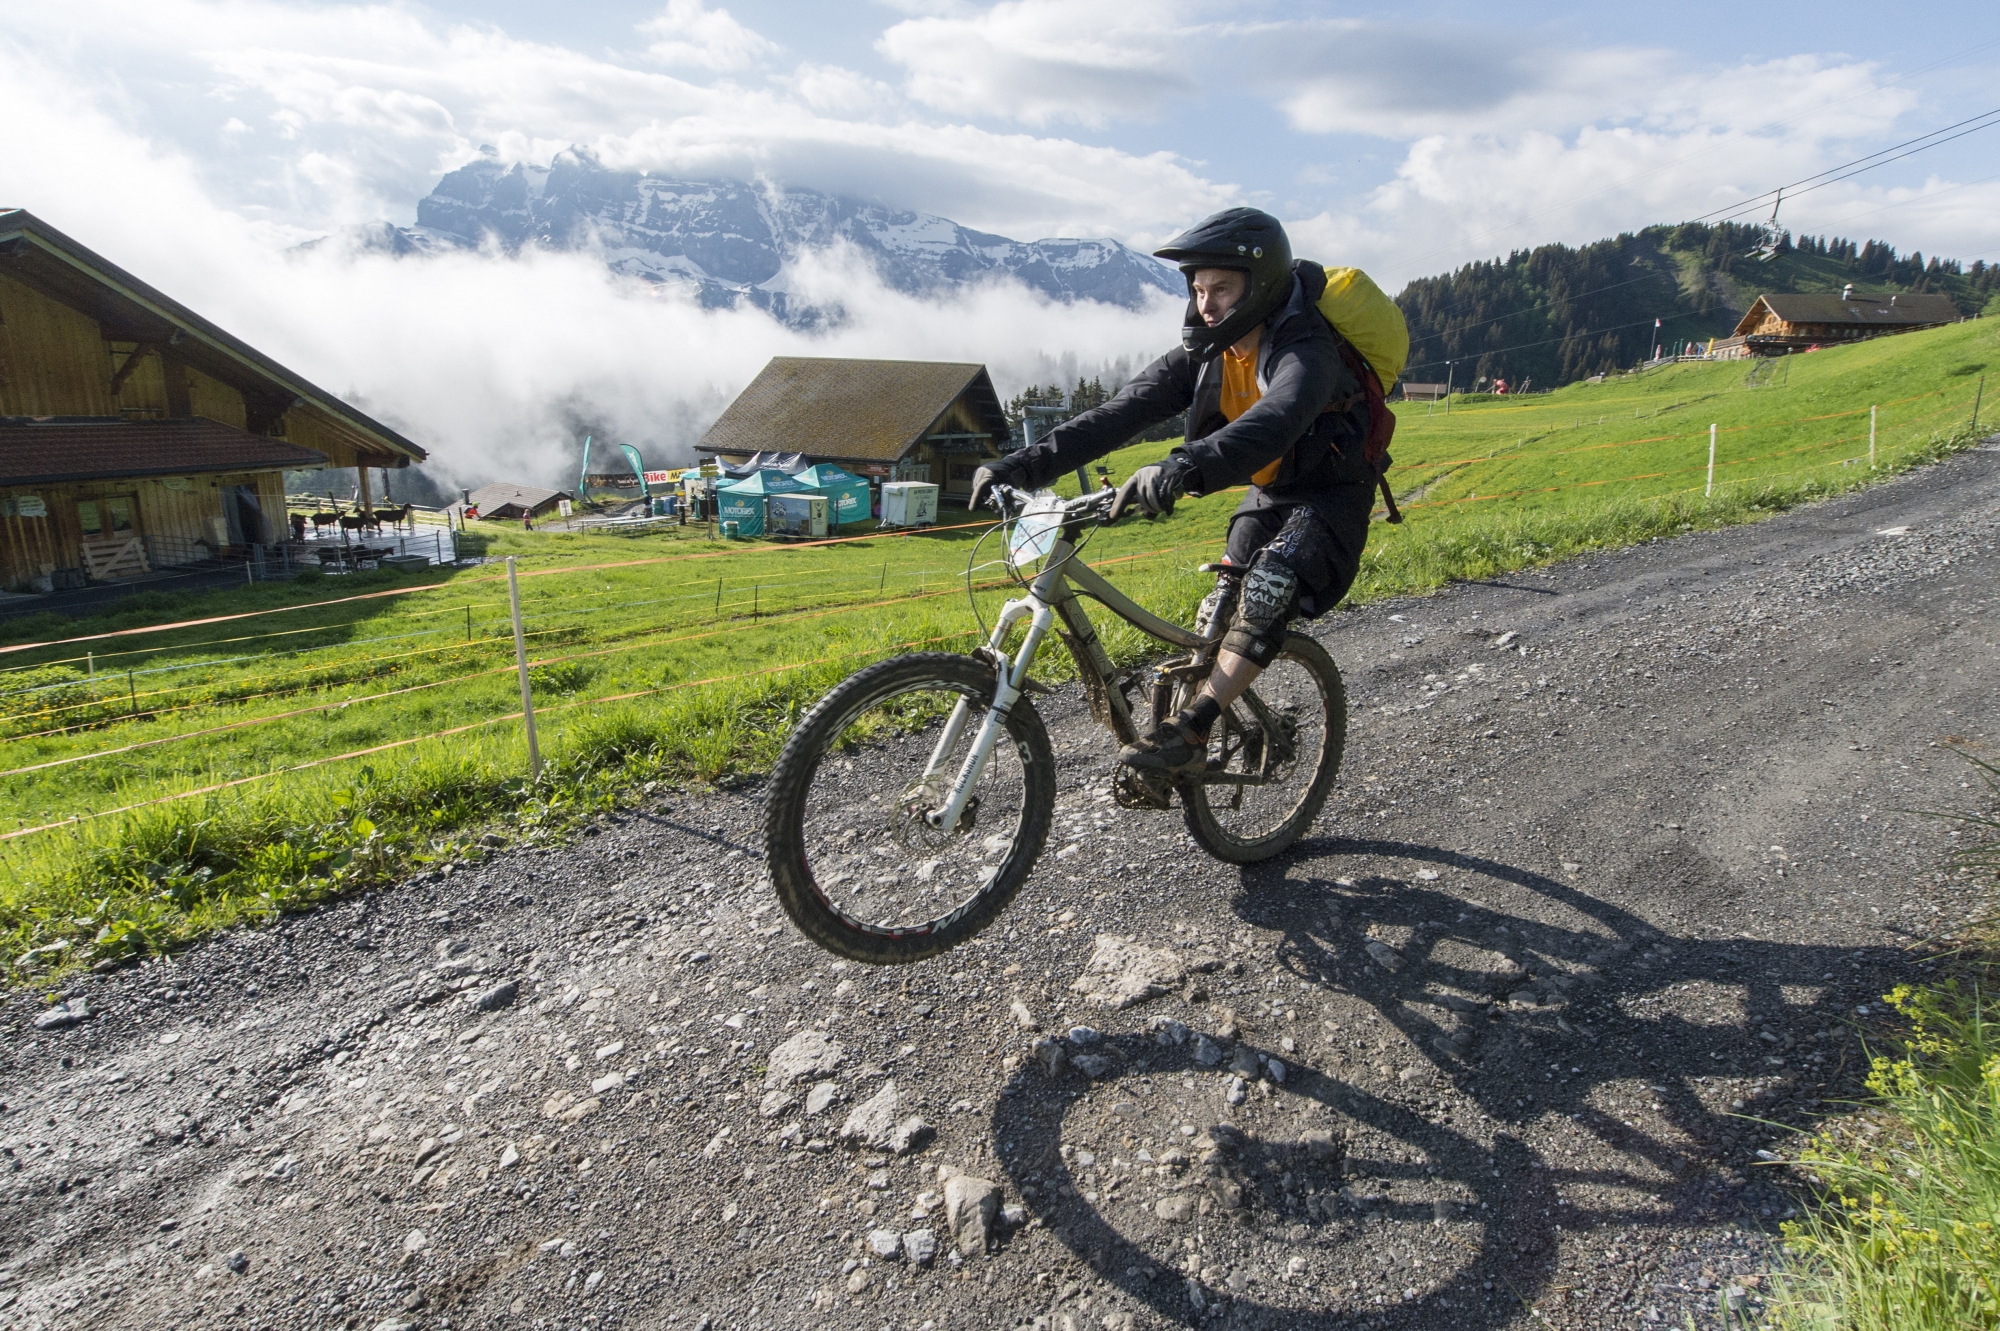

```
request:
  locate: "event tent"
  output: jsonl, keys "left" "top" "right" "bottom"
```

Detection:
{"left": 714, "top": 469, "right": 805, "bottom": 536}
{"left": 793, "top": 464, "right": 873, "bottom": 527}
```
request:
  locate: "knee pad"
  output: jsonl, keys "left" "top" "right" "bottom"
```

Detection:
{"left": 1220, "top": 551, "right": 1298, "bottom": 667}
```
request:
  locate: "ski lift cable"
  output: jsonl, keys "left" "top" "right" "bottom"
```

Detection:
{"left": 1811, "top": 170, "right": 2000, "bottom": 237}
{"left": 1408, "top": 153, "right": 2000, "bottom": 363}
{"left": 1685, "top": 108, "right": 2000, "bottom": 226}
{"left": 1383, "top": 37, "right": 2000, "bottom": 278}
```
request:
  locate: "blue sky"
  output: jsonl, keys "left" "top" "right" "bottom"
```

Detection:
{"left": 387, "top": 0, "right": 2000, "bottom": 275}
{"left": 0, "top": 2, "right": 1992, "bottom": 479}
{"left": 3, "top": 0, "right": 1994, "bottom": 282}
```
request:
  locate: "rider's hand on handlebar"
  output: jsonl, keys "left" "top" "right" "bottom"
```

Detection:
{"left": 1107, "top": 457, "right": 1189, "bottom": 522}
{"left": 969, "top": 457, "right": 1030, "bottom": 513}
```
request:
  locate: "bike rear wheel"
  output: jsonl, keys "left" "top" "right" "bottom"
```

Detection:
{"left": 1180, "top": 632, "right": 1346, "bottom": 863}
{"left": 765, "top": 653, "right": 1056, "bottom": 964}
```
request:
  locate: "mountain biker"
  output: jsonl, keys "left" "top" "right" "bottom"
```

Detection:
{"left": 968, "top": 207, "right": 1382, "bottom": 777}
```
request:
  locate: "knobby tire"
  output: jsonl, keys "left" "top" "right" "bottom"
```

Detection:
{"left": 765, "top": 653, "right": 1056, "bottom": 965}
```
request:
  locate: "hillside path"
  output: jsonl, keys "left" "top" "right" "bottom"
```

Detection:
{"left": 4, "top": 446, "right": 1998, "bottom": 1331}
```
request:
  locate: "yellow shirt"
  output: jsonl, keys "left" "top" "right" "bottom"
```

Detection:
{"left": 1218, "top": 343, "right": 1283, "bottom": 486}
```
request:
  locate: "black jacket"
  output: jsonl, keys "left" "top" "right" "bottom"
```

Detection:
{"left": 1010, "top": 260, "right": 1380, "bottom": 518}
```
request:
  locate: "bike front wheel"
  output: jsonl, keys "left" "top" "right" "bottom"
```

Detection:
{"left": 764, "top": 653, "right": 1057, "bottom": 965}
{"left": 1180, "top": 632, "right": 1347, "bottom": 863}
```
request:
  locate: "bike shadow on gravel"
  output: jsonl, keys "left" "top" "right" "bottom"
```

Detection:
{"left": 987, "top": 836, "right": 1905, "bottom": 1329}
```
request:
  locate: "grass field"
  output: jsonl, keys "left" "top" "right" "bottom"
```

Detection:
{"left": 0, "top": 316, "right": 1992, "bottom": 976}
{"left": 1773, "top": 756, "right": 2000, "bottom": 1330}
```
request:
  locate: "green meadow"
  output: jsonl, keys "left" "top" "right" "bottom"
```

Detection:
{"left": 0, "top": 316, "right": 1991, "bottom": 975}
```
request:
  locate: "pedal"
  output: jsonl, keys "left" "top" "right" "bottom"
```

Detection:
{"left": 1113, "top": 767, "right": 1174, "bottom": 811}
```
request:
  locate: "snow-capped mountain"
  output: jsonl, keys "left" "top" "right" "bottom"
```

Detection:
{"left": 345, "top": 148, "right": 1183, "bottom": 322}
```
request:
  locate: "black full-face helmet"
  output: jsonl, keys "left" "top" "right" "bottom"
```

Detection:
{"left": 1153, "top": 207, "right": 1294, "bottom": 362}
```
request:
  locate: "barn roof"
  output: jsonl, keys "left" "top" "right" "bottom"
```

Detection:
{"left": 466, "top": 481, "right": 570, "bottom": 513}
{"left": 1732, "top": 291, "right": 1960, "bottom": 337}
{"left": 0, "top": 208, "right": 426, "bottom": 466}
{"left": 695, "top": 357, "right": 1009, "bottom": 464}
{"left": 0, "top": 417, "right": 326, "bottom": 486}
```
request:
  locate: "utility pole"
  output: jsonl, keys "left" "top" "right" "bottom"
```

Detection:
{"left": 1444, "top": 361, "right": 1453, "bottom": 416}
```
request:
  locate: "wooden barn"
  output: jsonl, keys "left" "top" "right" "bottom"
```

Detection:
{"left": 465, "top": 481, "right": 571, "bottom": 521}
{"left": 0, "top": 208, "right": 425, "bottom": 592}
{"left": 695, "top": 357, "right": 1009, "bottom": 504}
{"left": 1710, "top": 288, "right": 1961, "bottom": 358}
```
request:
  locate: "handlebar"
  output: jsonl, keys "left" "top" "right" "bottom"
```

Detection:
{"left": 987, "top": 483, "right": 1118, "bottom": 524}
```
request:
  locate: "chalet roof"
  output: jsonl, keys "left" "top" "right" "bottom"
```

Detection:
{"left": 0, "top": 209, "right": 426, "bottom": 465}
{"left": 465, "top": 481, "right": 570, "bottom": 513}
{"left": 696, "top": 357, "right": 1009, "bottom": 464}
{"left": 1732, "top": 291, "right": 1960, "bottom": 338}
{"left": 0, "top": 417, "right": 327, "bottom": 487}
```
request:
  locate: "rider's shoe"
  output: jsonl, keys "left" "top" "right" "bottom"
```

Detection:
{"left": 1118, "top": 716, "right": 1209, "bottom": 775}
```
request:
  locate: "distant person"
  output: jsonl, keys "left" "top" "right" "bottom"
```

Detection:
{"left": 289, "top": 512, "right": 307, "bottom": 542}
{"left": 969, "top": 207, "right": 1381, "bottom": 776}
{"left": 522, "top": 514, "right": 533, "bottom": 531}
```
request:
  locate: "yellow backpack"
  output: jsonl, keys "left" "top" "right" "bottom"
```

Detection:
{"left": 1315, "top": 265, "right": 1407, "bottom": 392}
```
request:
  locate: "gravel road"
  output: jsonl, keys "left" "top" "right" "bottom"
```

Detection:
{"left": 5, "top": 446, "right": 1997, "bottom": 1331}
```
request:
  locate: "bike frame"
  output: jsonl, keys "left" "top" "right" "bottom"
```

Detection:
{"left": 921, "top": 524, "right": 1210, "bottom": 833}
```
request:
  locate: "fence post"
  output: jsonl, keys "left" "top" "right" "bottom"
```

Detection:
{"left": 1706, "top": 423, "right": 1716, "bottom": 498}
{"left": 127, "top": 670, "right": 136, "bottom": 716}
{"left": 1869, "top": 405, "right": 1877, "bottom": 470}
{"left": 507, "top": 556, "right": 542, "bottom": 781}
{"left": 87, "top": 651, "right": 93, "bottom": 681}
{"left": 465, "top": 604, "right": 472, "bottom": 642}
{"left": 1974, "top": 375, "right": 1985, "bottom": 433}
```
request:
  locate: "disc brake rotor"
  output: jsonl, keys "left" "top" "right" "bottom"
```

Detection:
{"left": 891, "top": 776, "right": 980, "bottom": 849}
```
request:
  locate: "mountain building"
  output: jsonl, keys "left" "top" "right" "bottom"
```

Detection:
{"left": 464, "top": 481, "right": 572, "bottom": 521}
{"left": 696, "top": 358, "right": 1009, "bottom": 506}
{"left": 1711, "top": 289, "right": 1961, "bottom": 358}
{"left": 0, "top": 209, "right": 425, "bottom": 593}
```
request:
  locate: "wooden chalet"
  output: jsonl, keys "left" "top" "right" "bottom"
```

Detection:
{"left": 1711, "top": 288, "right": 1960, "bottom": 359}
{"left": 0, "top": 209, "right": 425, "bottom": 592}
{"left": 466, "top": 481, "right": 571, "bottom": 521}
{"left": 695, "top": 357, "right": 1009, "bottom": 504}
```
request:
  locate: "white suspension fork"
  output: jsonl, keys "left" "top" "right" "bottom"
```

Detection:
{"left": 923, "top": 595, "right": 1052, "bottom": 831}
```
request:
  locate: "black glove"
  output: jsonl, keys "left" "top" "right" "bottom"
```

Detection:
{"left": 968, "top": 455, "right": 1030, "bottom": 512}
{"left": 1108, "top": 457, "right": 1189, "bottom": 521}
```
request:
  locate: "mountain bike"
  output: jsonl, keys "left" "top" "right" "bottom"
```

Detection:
{"left": 764, "top": 486, "right": 1347, "bottom": 964}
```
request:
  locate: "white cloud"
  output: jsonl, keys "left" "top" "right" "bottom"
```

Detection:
{"left": 787, "top": 62, "right": 898, "bottom": 117}
{"left": 874, "top": 2, "right": 1670, "bottom": 136}
{"left": 1287, "top": 66, "right": 1997, "bottom": 293}
{"left": 0, "top": 0, "right": 1222, "bottom": 243}
{"left": 0, "top": 37, "right": 1173, "bottom": 490}
{"left": 637, "top": 0, "right": 779, "bottom": 72}
{"left": 877, "top": 0, "right": 1190, "bottom": 127}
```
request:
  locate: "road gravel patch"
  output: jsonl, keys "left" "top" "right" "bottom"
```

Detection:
{"left": 3, "top": 447, "right": 1996, "bottom": 1330}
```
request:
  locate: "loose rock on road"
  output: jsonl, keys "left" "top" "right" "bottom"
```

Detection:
{"left": 3, "top": 446, "right": 1996, "bottom": 1330}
